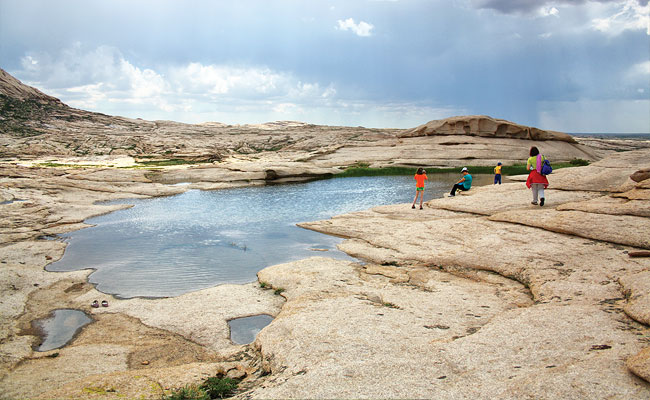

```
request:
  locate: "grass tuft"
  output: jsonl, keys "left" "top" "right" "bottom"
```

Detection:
{"left": 200, "top": 376, "right": 240, "bottom": 399}
{"left": 164, "top": 385, "right": 208, "bottom": 400}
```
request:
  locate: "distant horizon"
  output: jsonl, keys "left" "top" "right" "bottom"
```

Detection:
{"left": 1, "top": 1, "right": 648, "bottom": 133}
{"left": 5, "top": 67, "right": 650, "bottom": 136}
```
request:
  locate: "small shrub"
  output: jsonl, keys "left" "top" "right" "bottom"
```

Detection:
{"left": 259, "top": 281, "right": 269, "bottom": 289}
{"left": 382, "top": 302, "right": 400, "bottom": 309}
{"left": 164, "top": 385, "right": 208, "bottom": 400}
{"left": 200, "top": 376, "right": 240, "bottom": 399}
{"left": 569, "top": 158, "right": 590, "bottom": 166}
{"left": 274, "top": 288, "right": 285, "bottom": 295}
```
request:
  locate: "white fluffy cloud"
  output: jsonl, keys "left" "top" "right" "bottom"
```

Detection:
{"left": 13, "top": 44, "right": 457, "bottom": 127}
{"left": 592, "top": 0, "right": 650, "bottom": 35}
{"left": 540, "top": 6, "right": 560, "bottom": 17}
{"left": 336, "top": 18, "right": 374, "bottom": 37}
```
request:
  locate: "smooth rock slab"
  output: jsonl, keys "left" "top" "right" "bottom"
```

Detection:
{"left": 488, "top": 209, "right": 650, "bottom": 249}
{"left": 557, "top": 196, "right": 650, "bottom": 218}
{"left": 253, "top": 257, "right": 532, "bottom": 398}
{"left": 619, "top": 271, "right": 650, "bottom": 325}
{"left": 251, "top": 258, "right": 648, "bottom": 399}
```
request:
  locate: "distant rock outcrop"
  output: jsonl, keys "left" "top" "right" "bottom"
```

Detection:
{"left": 401, "top": 115, "right": 577, "bottom": 143}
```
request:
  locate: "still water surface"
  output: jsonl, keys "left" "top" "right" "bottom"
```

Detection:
{"left": 34, "top": 309, "right": 92, "bottom": 352}
{"left": 48, "top": 174, "right": 491, "bottom": 298}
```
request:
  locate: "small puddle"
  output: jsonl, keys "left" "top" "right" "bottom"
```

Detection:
{"left": 228, "top": 314, "right": 274, "bottom": 345}
{"left": 33, "top": 309, "right": 93, "bottom": 352}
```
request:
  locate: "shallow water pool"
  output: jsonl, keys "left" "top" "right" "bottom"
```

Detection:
{"left": 33, "top": 309, "right": 93, "bottom": 352}
{"left": 48, "top": 174, "right": 491, "bottom": 298}
{"left": 228, "top": 314, "right": 274, "bottom": 345}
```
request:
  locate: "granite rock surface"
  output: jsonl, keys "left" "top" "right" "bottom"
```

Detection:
{"left": 0, "top": 68, "right": 648, "bottom": 399}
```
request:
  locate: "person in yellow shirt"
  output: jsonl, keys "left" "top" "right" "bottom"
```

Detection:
{"left": 494, "top": 162, "right": 502, "bottom": 185}
{"left": 412, "top": 167, "right": 428, "bottom": 210}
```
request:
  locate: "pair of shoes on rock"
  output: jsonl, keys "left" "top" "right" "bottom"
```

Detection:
{"left": 91, "top": 300, "right": 109, "bottom": 308}
{"left": 531, "top": 201, "right": 538, "bottom": 205}
{"left": 540, "top": 198, "right": 545, "bottom": 206}
{"left": 420, "top": 206, "right": 423, "bottom": 210}
{"left": 412, "top": 205, "right": 415, "bottom": 209}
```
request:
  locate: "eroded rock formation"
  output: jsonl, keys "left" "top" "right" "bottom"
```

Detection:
{"left": 401, "top": 115, "right": 577, "bottom": 143}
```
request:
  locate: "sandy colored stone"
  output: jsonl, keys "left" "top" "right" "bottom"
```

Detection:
{"left": 37, "top": 361, "right": 240, "bottom": 400}
{"left": 426, "top": 183, "right": 600, "bottom": 215}
{"left": 638, "top": 179, "right": 650, "bottom": 189}
{"left": 619, "top": 271, "right": 650, "bottom": 325}
{"left": 248, "top": 258, "right": 646, "bottom": 399}
{"left": 489, "top": 209, "right": 650, "bottom": 249}
{"left": 307, "top": 134, "right": 598, "bottom": 170}
{"left": 628, "top": 347, "right": 650, "bottom": 383}
{"left": 0, "top": 344, "right": 129, "bottom": 399}
{"left": 401, "top": 115, "right": 577, "bottom": 143}
{"left": 305, "top": 211, "right": 648, "bottom": 305}
{"left": 614, "top": 188, "right": 650, "bottom": 201}
{"left": 83, "top": 283, "right": 284, "bottom": 355}
{"left": 557, "top": 195, "right": 650, "bottom": 217}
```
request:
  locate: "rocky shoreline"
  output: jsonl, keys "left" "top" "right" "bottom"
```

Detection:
{"left": 1, "top": 69, "right": 649, "bottom": 398}
{"left": 0, "top": 144, "right": 648, "bottom": 399}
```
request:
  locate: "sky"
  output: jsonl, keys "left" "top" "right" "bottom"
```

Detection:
{"left": 1, "top": 0, "right": 648, "bottom": 132}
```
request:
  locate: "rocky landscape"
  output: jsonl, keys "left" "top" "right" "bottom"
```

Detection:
{"left": 0, "top": 68, "right": 649, "bottom": 399}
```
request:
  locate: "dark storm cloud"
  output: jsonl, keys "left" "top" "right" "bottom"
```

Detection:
{"left": 472, "top": 0, "right": 646, "bottom": 14}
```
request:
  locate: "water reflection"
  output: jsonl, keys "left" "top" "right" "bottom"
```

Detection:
{"left": 34, "top": 309, "right": 92, "bottom": 352}
{"left": 228, "top": 314, "right": 274, "bottom": 345}
{"left": 48, "top": 174, "right": 491, "bottom": 298}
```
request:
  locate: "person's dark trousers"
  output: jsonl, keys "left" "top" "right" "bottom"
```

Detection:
{"left": 450, "top": 184, "right": 467, "bottom": 196}
{"left": 494, "top": 174, "right": 501, "bottom": 184}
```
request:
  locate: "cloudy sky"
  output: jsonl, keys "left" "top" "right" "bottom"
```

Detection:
{"left": 1, "top": 0, "right": 648, "bottom": 132}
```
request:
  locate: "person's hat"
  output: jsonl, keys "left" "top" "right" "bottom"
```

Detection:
{"left": 497, "top": 162, "right": 502, "bottom": 165}
{"left": 461, "top": 167, "right": 468, "bottom": 172}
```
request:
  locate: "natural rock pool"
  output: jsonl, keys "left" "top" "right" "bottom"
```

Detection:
{"left": 228, "top": 314, "right": 274, "bottom": 345}
{"left": 33, "top": 309, "right": 92, "bottom": 352}
{"left": 48, "top": 174, "right": 491, "bottom": 298}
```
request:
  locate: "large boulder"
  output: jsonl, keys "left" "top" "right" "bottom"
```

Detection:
{"left": 401, "top": 115, "right": 577, "bottom": 143}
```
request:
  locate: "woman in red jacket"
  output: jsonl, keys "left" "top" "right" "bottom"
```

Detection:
{"left": 526, "top": 146, "right": 549, "bottom": 206}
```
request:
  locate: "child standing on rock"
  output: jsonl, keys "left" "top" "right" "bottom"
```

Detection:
{"left": 412, "top": 167, "right": 428, "bottom": 210}
{"left": 494, "top": 162, "right": 502, "bottom": 184}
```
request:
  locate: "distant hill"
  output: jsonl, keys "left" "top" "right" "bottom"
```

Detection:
{"left": 0, "top": 68, "right": 62, "bottom": 102}
{"left": 401, "top": 115, "right": 577, "bottom": 143}
{"left": 2, "top": 69, "right": 603, "bottom": 165}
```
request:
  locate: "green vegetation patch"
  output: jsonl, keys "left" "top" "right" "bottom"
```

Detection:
{"left": 201, "top": 376, "right": 240, "bottom": 399}
{"left": 335, "top": 159, "right": 590, "bottom": 178}
{"left": 164, "top": 375, "right": 241, "bottom": 400}
{"left": 135, "top": 158, "right": 205, "bottom": 167}
{"left": 36, "top": 162, "right": 105, "bottom": 169}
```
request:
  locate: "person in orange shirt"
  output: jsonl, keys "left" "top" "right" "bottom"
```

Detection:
{"left": 412, "top": 167, "right": 428, "bottom": 210}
